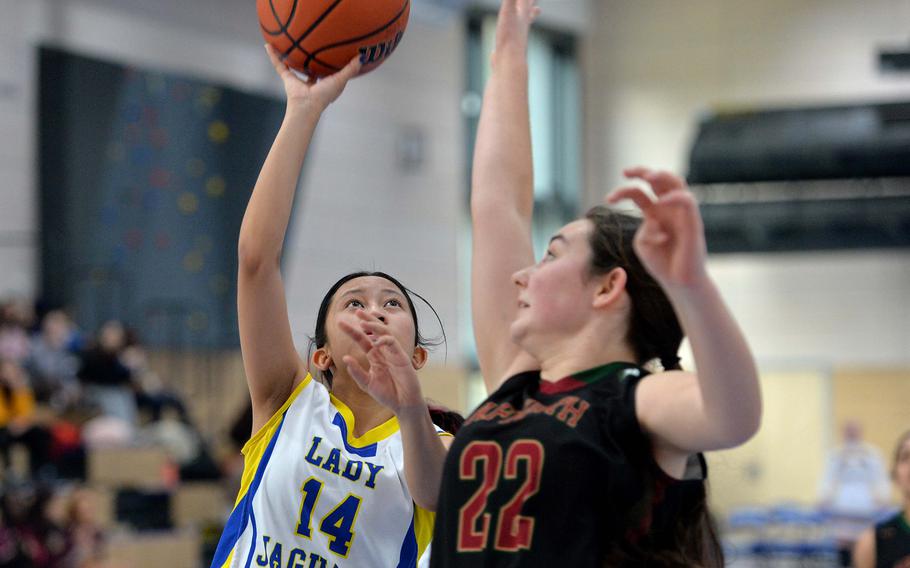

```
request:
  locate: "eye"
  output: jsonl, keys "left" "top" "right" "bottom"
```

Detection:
{"left": 385, "top": 298, "right": 402, "bottom": 308}
{"left": 345, "top": 299, "right": 364, "bottom": 309}
{"left": 541, "top": 249, "right": 556, "bottom": 263}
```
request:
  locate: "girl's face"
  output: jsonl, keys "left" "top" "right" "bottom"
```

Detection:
{"left": 894, "top": 436, "right": 910, "bottom": 501}
{"left": 317, "top": 276, "right": 423, "bottom": 378}
{"left": 509, "top": 219, "right": 604, "bottom": 350}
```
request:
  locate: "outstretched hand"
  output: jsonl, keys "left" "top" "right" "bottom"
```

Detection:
{"left": 492, "top": 0, "right": 541, "bottom": 58}
{"left": 607, "top": 167, "right": 709, "bottom": 289}
{"left": 338, "top": 311, "right": 424, "bottom": 415}
{"left": 265, "top": 44, "right": 361, "bottom": 112}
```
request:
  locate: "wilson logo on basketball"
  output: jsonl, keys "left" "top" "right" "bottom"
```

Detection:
{"left": 359, "top": 31, "right": 404, "bottom": 65}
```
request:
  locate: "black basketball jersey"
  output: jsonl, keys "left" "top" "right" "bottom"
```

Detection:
{"left": 430, "top": 362, "right": 707, "bottom": 568}
{"left": 875, "top": 512, "right": 910, "bottom": 568}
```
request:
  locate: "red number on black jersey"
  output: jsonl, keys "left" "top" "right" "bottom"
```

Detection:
{"left": 456, "top": 439, "right": 545, "bottom": 552}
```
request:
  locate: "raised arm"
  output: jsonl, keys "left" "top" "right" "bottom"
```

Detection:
{"left": 471, "top": 0, "right": 541, "bottom": 392}
{"left": 609, "top": 169, "right": 762, "bottom": 460}
{"left": 239, "top": 46, "right": 361, "bottom": 433}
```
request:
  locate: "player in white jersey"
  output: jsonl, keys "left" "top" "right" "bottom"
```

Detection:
{"left": 211, "top": 47, "right": 458, "bottom": 568}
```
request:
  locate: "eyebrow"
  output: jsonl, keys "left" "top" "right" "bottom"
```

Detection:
{"left": 340, "top": 288, "right": 405, "bottom": 298}
{"left": 548, "top": 234, "right": 568, "bottom": 245}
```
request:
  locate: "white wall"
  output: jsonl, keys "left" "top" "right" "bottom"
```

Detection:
{"left": 586, "top": 0, "right": 910, "bottom": 189}
{"left": 584, "top": 0, "right": 910, "bottom": 368}
{"left": 704, "top": 251, "right": 910, "bottom": 368}
{"left": 0, "top": 0, "right": 41, "bottom": 297}
{"left": 0, "top": 0, "right": 468, "bottom": 362}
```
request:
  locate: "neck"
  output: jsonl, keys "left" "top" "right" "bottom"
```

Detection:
{"left": 329, "top": 373, "right": 395, "bottom": 437}
{"left": 533, "top": 325, "right": 637, "bottom": 382}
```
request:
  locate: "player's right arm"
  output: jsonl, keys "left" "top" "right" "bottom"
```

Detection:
{"left": 471, "top": 0, "right": 541, "bottom": 392}
{"left": 238, "top": 46, "right": 361, "bottom": 433}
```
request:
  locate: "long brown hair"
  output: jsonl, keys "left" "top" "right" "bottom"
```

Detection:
{"left": 585, "top": 206, "right": 723, "bottom": 567}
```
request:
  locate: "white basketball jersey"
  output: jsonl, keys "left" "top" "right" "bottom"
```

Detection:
{"left": 212, "top": 374, "right": 451, "bottom": 568}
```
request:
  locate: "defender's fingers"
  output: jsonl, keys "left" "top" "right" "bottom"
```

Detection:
{"left": 607, "top": 186, "right": 655, "bottom": 213}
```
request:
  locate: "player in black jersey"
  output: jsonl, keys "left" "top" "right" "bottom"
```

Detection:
{"left": 429, "top": 1, "right": 762, "bottom": 566}
{"left": 854, "top": 430, "right": 910, "bottom": 568}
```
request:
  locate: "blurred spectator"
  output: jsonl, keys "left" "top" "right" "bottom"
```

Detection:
{"left": 819, "top": 420, "right": 892, "bottom": 566}
{"left": 77, "top": 321, "right": 136, "bottom": 428}
{"left": 26, "top": 310, "right": 80, "bottom": 408}
{"left": 80, "top": 415, "right": 132, "bottom": 450}
{"left": 65, "top": 488, "right": 106, "bottom": 567}
{"left": 0, "top": 359, "right": 53, "bottom": 479}
{"left": 0, "top": 482, "right": 70, "bottom": 567}
{"left": 122, "top": 343, "right": 187, "bottom": 426}
{"left": 853, "top": 429, "right": 910, "bottom": 568}
{"left": 0, "top": 300, "right": 33, "bottom": 365}
{"left": 138, "top": 404, "right": 219, "bottom": 481}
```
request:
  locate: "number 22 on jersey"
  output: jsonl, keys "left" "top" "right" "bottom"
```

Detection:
{"left": 457, "top": 440, "right": 544, "bottom": 552}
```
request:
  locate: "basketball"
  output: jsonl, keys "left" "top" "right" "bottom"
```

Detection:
{"left": 257, "top": 0, "right": 410, "bottom": 78}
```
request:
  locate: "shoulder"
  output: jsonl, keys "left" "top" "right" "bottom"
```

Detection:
{"left": 251, "top": 373, "right": 323, "bottom": 441}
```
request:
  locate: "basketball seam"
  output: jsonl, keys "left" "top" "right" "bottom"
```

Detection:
{"left": 260, "top": 22, "right": 321, "bottom": 69}
{"left": 260, "top": 0, "right": 300, "bottom": 36}
{"left": 260, "top": 0, "right": 344, "bottom": 73}
{"left": 306, "top": 0, "right": 409, "bottom": 64}
{"left": 284, "top": 0, "right": 347, "bottom": 74}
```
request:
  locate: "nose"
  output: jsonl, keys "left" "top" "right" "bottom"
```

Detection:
{"left": 512, "top": 265, "right": 531, "bottom": 288}
{"left": 368, "top": 307, "right": 387, "bottom": 323}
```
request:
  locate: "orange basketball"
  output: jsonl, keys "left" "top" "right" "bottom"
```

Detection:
{"left": 257, "top": 0, "right": 410, "bottom": 78}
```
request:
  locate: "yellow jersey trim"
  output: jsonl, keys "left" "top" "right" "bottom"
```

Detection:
{"left": 328, "top": 392, "right": 401, "bottom": 448}
{"left": 236, "top": 374, "right": 312, "bottom": 508}
{"left": 414, "top": 505, "right": 435, "bottom": 560}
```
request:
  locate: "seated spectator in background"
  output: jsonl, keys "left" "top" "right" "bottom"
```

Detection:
{"left": 77, "top": 320, "right": 136, "bottom": 428}
{"left": 0, "top": 481, "right": 70, "bottom": 566}
{"left": 853, "top": 429, "right": 910, "bottom": 568}
{"left": 0, "top": 299, "right": 33, "bottom": 365}
{"left": 65, "top": 487, "right": 106, "bottom": 567}
{"left": 820, "top": 420, "right": 893, "bottom": 566}
{"left": 122, "top": 340, "right": 188, "bottom": 426}
{"left": 138, "top": 403, "right": 220, "bottom": 481}
{"left": 26, "top": 310, "right": 80, "bottom": 408}
{"left": 0, "top": 359, "right": 53, "bottom": 478}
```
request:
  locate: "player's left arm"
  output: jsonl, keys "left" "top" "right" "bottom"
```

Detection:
{"left": 609, "top": 168, "right": 762, "bottom": 458}
{"left": 396, "top": 408, "right": 454, "bottom": 511}
{"left": 339, "top": 311, "right": 451, "bottom": 510}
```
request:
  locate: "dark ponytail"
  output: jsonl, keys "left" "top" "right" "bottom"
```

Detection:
{"left": 584, "top": 206, "right": 684, "bottom": 372}
{"left": 428, "top": 403, "right": 465, "bottom": 435}
{"left": 585, "top": 206, "right": 723, "bottom": 567}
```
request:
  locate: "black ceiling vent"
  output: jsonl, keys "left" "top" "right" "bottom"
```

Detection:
{"left": 688, "top": 101, "right": 910, "bottom": 184}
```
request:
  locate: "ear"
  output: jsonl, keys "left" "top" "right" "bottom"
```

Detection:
{"left": 592, "top": 267, "right": 628, "bottom": 310}
{"left": 311, "top": 346, "right": 334, "bottom": 373}
{"left": 411, "top": 345, "right": 428, "bottom": 371}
